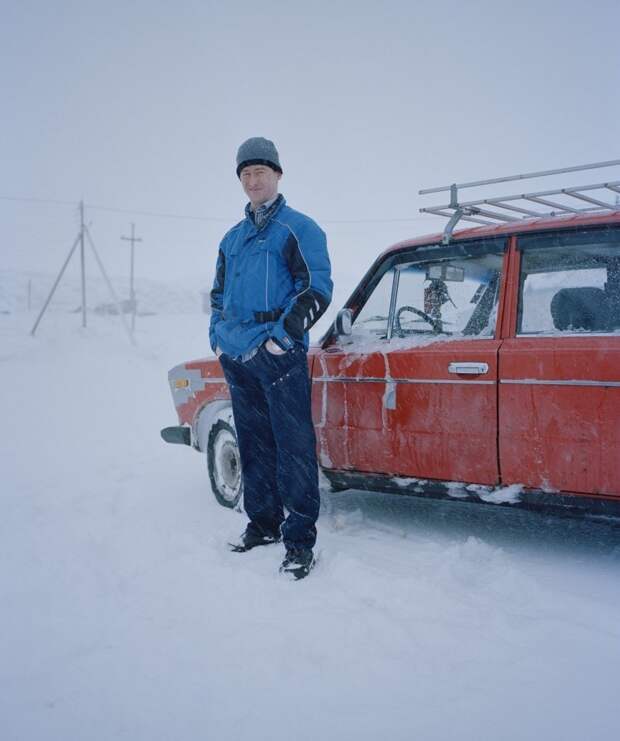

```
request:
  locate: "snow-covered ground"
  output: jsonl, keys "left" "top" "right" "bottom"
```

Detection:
{"left": 2, "top": 303, "right": 620, "bottom": 741}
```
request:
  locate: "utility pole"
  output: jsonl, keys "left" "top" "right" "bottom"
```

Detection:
{"left": 80, "top": 200, "right": 87, "bottom": 327}
{"left": 121, "top": 223, "right": 142, "bottom": 335}
{"left": 31, "top": 201, "right": 135, "bottom": 345}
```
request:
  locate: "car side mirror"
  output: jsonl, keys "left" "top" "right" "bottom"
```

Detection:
{"left": 335, "top": 308, "right": 353, "bottom": 336}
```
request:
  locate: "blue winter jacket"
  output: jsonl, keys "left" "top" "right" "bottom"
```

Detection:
{"left": 209, "top": 195, "right": 333, "bottom": 359}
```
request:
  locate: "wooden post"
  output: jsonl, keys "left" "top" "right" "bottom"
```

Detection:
{"left": 121, "top": 223, "right": 142, "bottom": 336}
{"left": 80, "top": 200, "right": 87, "bottom": 327}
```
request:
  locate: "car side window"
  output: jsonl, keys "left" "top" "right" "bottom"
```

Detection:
{"left": 517, "top": 228, "right": 620, "bottom": 335}
{"left": 351, "top": 246, "right": 504, "bottom": 342}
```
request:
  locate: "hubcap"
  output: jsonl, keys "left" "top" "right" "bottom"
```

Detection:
{"left": 213, "top": 429, "right": 241, "bottom": 502}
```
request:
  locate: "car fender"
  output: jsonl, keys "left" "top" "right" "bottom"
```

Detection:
{"left": 193, "top": 400, "right": 234, "bottom": 452}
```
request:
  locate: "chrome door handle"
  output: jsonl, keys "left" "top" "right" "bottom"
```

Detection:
{"left": 448, "top": 362, "right": 489, "bottom": 375}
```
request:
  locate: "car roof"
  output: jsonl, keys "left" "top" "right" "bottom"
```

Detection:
{"left": 380, "top": 210, "right": 620, "bottom": 259}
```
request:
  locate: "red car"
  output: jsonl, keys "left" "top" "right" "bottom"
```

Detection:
{"left": 162, "top": 163, "right": 620, "bottom": 516}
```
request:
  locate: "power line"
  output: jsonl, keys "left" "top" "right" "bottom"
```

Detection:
{"left": 0, "top": 195, "right": 77, "bottom": 207}
{"left": 87, "top": 201, "right": 235, "bottom": 222}
{"left": 321, "top": 217, "right": 434, "bottom": 224}
{"left": 0, "top": 193, "right": 437, "bottom": 224}
{"left": 0, "top": 194, "right": 234, "bottom": 222}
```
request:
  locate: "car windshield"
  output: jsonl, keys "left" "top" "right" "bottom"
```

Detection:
{"left": 352, "top": 250, "right": 504, "bottom": 342}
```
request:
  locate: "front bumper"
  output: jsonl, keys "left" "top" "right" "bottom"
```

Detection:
{"left": 160, "top": 425, "right": 192, "bottom": 446}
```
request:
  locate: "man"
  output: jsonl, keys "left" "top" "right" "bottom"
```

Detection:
{"left": 209, "top": 137, "right": 333, "bottom": 580}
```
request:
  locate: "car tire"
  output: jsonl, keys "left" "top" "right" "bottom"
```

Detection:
{"left": 207, "top": 419, "right": 243, "bottom": 509}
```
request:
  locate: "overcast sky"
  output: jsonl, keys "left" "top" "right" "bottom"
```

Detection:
{"left": 2, "top": 0, "right": 619, "bottom": 303}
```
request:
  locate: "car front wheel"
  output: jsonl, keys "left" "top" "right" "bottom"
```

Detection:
{"left": 207, "top": 419, "right": 243, "bottom": 509}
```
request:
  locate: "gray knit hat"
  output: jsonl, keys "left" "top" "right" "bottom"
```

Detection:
{"left": 236, "top": 137, "right": 282, "bottom": 177}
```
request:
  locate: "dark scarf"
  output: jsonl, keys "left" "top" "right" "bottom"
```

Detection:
{"left": 245, "top": 193, "right": 284, "bottom": 230}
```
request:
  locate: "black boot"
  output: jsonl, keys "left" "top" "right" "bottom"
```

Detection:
{"left": 279, "top": 547, "right": 315, "bottom": 580}
{"left": 228, "top": 529, "right": 281, "bottom": 553}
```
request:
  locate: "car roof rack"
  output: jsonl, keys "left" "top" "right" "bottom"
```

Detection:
{"left": 419, "top": 159, "right": 620, "bottom": 244}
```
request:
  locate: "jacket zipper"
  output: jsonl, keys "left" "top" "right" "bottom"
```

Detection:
{"left": 265, "top": 249, "right": 269, "bottom": 310}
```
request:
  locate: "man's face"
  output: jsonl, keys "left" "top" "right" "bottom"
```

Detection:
{"left": 239, "top": 164, "right": 281, "bottom": 209}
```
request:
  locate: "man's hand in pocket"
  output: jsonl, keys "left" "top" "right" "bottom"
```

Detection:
{"left": 265, "top": 339, "right": 286, "bottom": 355}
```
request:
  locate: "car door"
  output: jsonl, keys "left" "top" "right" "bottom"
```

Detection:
{"left": 311, "top": 265, "right": 393, "bottom": 473}
{"left": 313, "top": 237, "right": 508, "bottom": 485}
{"left": 498, "top": 225, "right": 620, "bottom": 497}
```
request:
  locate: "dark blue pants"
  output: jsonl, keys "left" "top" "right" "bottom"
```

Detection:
{"left": 219, "top": 345, "right": 320, "bottom": 550}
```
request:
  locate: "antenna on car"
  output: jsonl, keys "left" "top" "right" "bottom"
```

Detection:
{"left": 419, "top": 159, "right": 620, "bottom": 245}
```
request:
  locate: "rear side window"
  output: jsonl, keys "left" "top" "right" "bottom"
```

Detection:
{"left": 517, "top": 227, "right": 620, "bottom": 335}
